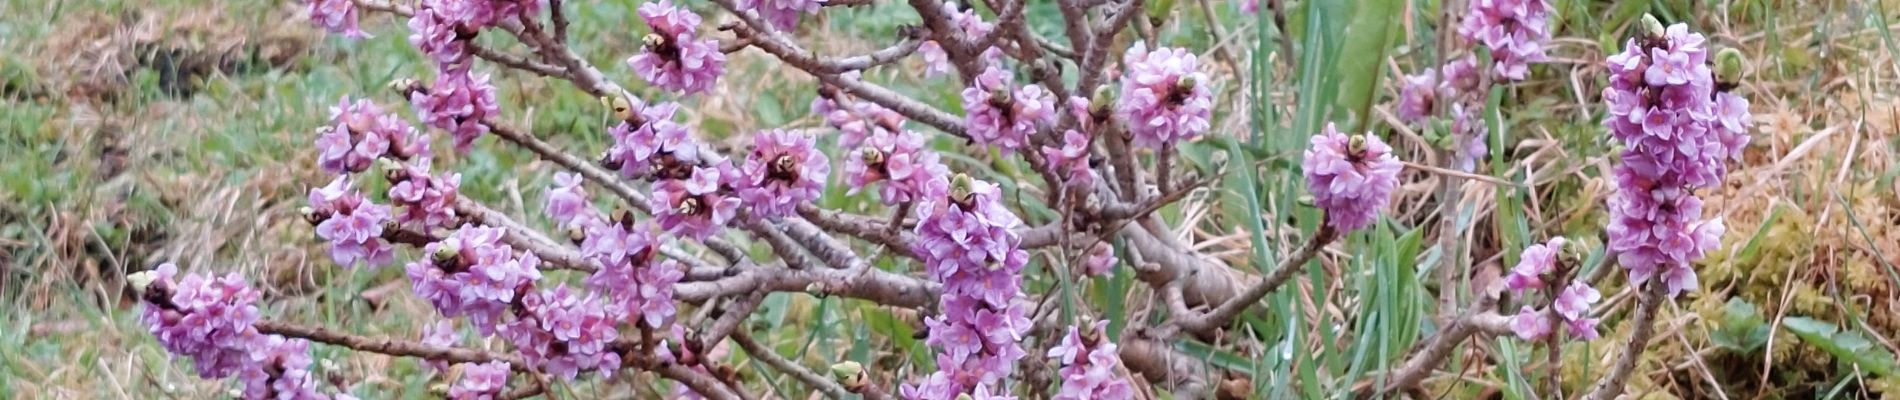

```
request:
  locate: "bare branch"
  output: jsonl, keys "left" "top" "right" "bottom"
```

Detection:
{"left": 1582, "top": 282, "right": 1667, "bottom": 400}
{"left": 731, "top": 330, "right": 857, "bottom": 399}
{"left": 1164, "top": 225, "right": 1336, "bottom": 336}
{"left": 256, "top": 320, "right": 522, "bottom": 367}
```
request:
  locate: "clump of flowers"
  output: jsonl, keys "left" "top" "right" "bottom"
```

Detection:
{"left": 499, "top": 284, "right": 624, "bottom": 380}
{"left": 845, "top": 129, "right": 950, "bottom": 206}
{"left": 1081, "top": 242, "right": 1116, "bottom": 277}
{"left": 411, "top": 71, "right": 503, "bottom": 152}
{"left": 132, "top": 264, "right": 339, "bottom": 400}
{"left": 406, "top": 224, "right": 545, "bottom": 332}
{"left": 962, "top": 66, "right": 1056, "bottom": 152}
{"left": 1117, "top": 42, "right": 1213, "bottom": 149}
{"left": 1458, "top": 0, "right": 1552, "bottom": 80}
{"left": 906, "top": 174, "right": 1033, "bottom": 397}
{"left": 450, "top": 361, "right": 512, "bottom": 399}
{"left": 306, "top": 0, "right": 366, "bottom": 39}
{"left": 319, "top": 97, "right": 428, "bottom": 175}
{"left": 1601, "top": 20, "right": 1749, "bottom": 297}
{"left": 627, "top": 0, "right": 727, "bottom": 95}
{"left": 814, "top": 81, "right": 906, "bottom": 148}
{"left": 1040, "top": 130, "right": 1096, "bottom": 191}
{"left": 307, "top": 176, "right": 396, "bottom": 268}
{"left": 607, "top": 101, "right": 703, "bottom": 179}
{"left": 1394, "top": 56, "right": 1487, "bottom": 172}
{"left": 578, "top": 219, "right": 683, "bottom": 329}
{"left": 386, "top": 159, "right": 463, "bottom": 231}
{"left": 543, "top": 172, "right": 591, "bottom": 229}
{"left": 737, "top": 129, "right": 830, "bottom": 218}
{"left": 746, "top": 0, "right": 826, "bottom": 31}
{"left": 1046, "top": 321, "right": 1134, "bottom": 400}
{"left": 1503, "top": 237, "right": 1601, "bottom": 341}
{"left": 652, "top": 165, "right": 743, "bottom": 240}
{"left": 1301, "top": 123, "right": 1403, "bottom": 232}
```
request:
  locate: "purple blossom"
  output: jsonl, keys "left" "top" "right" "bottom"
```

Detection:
{"left": 745, "top": 0, "right": 825, "bottom": 31}
{"left": 318, "top": 97, "right": 425, "bottom": 174}
{"left": 908, "top": 175, "right": 1032, "bottom": 394}
{"left": 845, "top": 130, "right": 951, "bottom": 206}
{"left": 1504, "top": 237, "right": 1565, "bottom": 293}
{"left": 737, "top": 129, "right": 830, "bottom": 218}
{"left": 581, "top": 220, "right": 681, "bottom": 328}
{"left": 1448, "top": 104, "right": 1489, "bottom": 172}
{"left": 421, "top": 321, "right": 462, "bottom": 373}
{"left": 307, "top": 0, "right": 367, "bottom": 39}
{"left": 407, "top": 3, "right": 471, "bottom": 68}
{"left": 499, "top": 285, "right": 623, "bottom": 381}
{"left": 1601, "top": 23, "right": 1745, "bottom": 298}
{"left": 916, "top": 2, "right": 994, "bottom": 77}
{"left": 411, "top": 70, "right": 502, "bottom": 153}
{"left": 138, "top": 263, "right": 262, "bottom": 379}
{"left": 238, "top": 335, "right": 328, "bottom": 400}
{"left": 450, "top": 361, "right": 511, "bottom": 399}
{"left": 1040, "top": 130, "right": 1096, "bottom": 190}
{"left": 652, "top": 165, "right": 742, "bottom": 240}
{"left": 1301, "top": 123, "right": 1403, "bottom": 232}
{"left": 628, "top": 0, "right": 727, "bottom": 95}
{"left": 814, "top": 86, "right": 906, "bottom": 148}
{"left": 607, "top": 102, "right": 704, "bottom": 179}
{"left": 309, "top": 176, "right": 396, "bottom": 268}
{"left": 406, "top": 224, "right": 543, "bottom": 334}
{"left": 1394, "top": 70, "right": 1440, "bottom": 124}
{"left": 1510, "top": 306, "right": 1552, "bottom": 340}
{"left": 388, "top": 159, "right": 463, "bottom": 231}
{"left": 962, "top": 66, "right": 1056, "bottom": 152}
{"left": 1553, "top": 281, "right": 1600, "bottom": 323}
{"left": 1046, "top": 321, "right": 1134, "bottom": 400}
{"left": 543, "top": 172, "right": 591, "bottom": 228}
{"left": 1458, "top": 0, "right": 1552, "bottom": 80}
{"left": 1081, "top": 242, "right": 1116, "bottom": 277}
{"left": 1117, "top": 42, "right": 1213, "bottom": 148}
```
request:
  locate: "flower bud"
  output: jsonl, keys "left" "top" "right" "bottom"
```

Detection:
{"left": 1714, "top": 48, "right": 1746, "bottom": 84}
{"left": 608, "top": 95, "right": 637, "bottom": 122}
{"left": 127, "top": 270, "right": 160, "bottom": 293}
{"left": 1177, "top": 76, "right": 1198, "bottom": 92}
{"left": 433, "top": 239, "right": 463, "bottom": 263}
{"left": 1088, "top": 85, "right": 1117, "bottom": 117}
{"left": 379, "top": 158, "right": 407, "bottom": 183}
{"left": 300, "top": 206, "right": 323, "bottom": 225}
{"left": 829, "top": 361, "right": 866, "bottom": 391}
{"left": 1348, "top": 135, "right": 1369, "bottom": 155}
{"left": 859, "top": 148, "right": 886, "bottom": 166}
{"left": 567, "top": 226, "right": 587, "bottom": 244}
{"left": 1641, "top": 14, "right": 1665, "bottom": 39}
{"left": 949, "top": 173, "right": 976, "bottom": 205}
{"left": 387, "top": 78, "right": 423, "bottom": 97}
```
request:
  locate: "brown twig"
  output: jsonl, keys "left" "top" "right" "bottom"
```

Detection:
{"left": 1163, "top": 224, "right": 1337, "bottom": 336}
{"left": 255, "top": 320, "right": 523, "bottom": 366}
{"left": 730, "top": 330, "right": 860, "bottom": 399}
{"left": 1581, "top": 282, "right": 1667, "bottom": 400}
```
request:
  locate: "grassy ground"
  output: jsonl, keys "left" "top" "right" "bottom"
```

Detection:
{"left": 2, "top": 0, "right": 1899, "bottom": 399}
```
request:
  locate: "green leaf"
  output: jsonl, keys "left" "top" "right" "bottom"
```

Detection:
{"left": 1710, "top": 298, "right": 1770, "bottom": 353}
{"left": 1783, "top": 316, "right": 1898, "bottom": 377}
{"left": 1331, "top": 0, "right": 1404, "bottom": 132}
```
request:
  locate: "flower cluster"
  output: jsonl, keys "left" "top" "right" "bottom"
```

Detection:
{"left": 578, "top": 219, "right": 682, "bottom": 329}
{"left": 656, "top": 325, "right": 729, "bottom": 399}
{"left": 1301, "top": 123, "right": 1403, "bottom": 232}
{"left": 308, "top": 176, "right": 396, "bottom": 268}
{"left": 450, "top": 361, "right": 512, "bottom": 399}
{"left": 737, "top": 129, "right": 830, "bottom": 218}
{"left": 306, "top": 0, "right": 366, "bottom": 39}
{"left": 745, "top": 0, "right": 825, "bottom": 31}
{"left": 607, "top": 101, "right": 702, "bottom": 179}
{"left": 1081, "top": 242, "right": 1116, "bottom": 277}
{"left": 651, "top": 165, "right": 743, "bottom": 240}
{"left": 1393, "top": 56, "right": 1487, "bottom": 171}
{"left": 387, "top": 159, "right": 463, "bottom": 231}
{"left": 406, "top": 224, "right": 545, "bottom": 333}
{"left": 1503, "top": 238, "right": 1601, "bottom": 341}
{"left": 1458, "top": 0, "right": 1552, "bottom": 80}
{"left": 918, "top": 2, "right": 994, "bottom": 76}
{"left": 1602, "top": 22, "right": 1749, "bottom": 297}
{"left": 905, "top": 175, "right": 1033, "bottom": 398}
{"left": 420, "top": 321, "right": 462, "bottom": 372}
{"left": 318, "top": 97, "right": 427, "bottom": 174}
{"left": 814, "top": 82, "right": 906, "bottom": 148}
{"left": 1117, "top": 42, "right": 1213, "bottom": 149}
{"left": 844, "top": 129, "right": 951, "bottom": 205}
{"left": 544, "top": 172, "right": 591, "bottom": 228}
{"left": 1040, "top": 130, "right": 1096, "bottom": 191}
{"left": 410, "top": 71, "right": 503, "bottom": 152}
{"left": 627, "top": 0, "right": 727, "bottom": 95}
{"left": 962, "top": 66, "right": 1056, "bottom": 152}
{"left": 499, "top": 285, "right": 624, "bottom": 380}
{"left": 1046, "top": 321, "right": 1134, "bottom": 400}
{"left": 135, "top": 264, "right": 337, "bottom": 400}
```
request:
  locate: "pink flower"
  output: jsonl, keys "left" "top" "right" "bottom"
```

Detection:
{"left": 745, "top": 0, "right": 825, "bottom": 31}
{"left": 627, "top": 0, "right": 727, "bottom": 95}
{"left": 845, "top": 130, "right": 951, "bottom": 206}
{"left": 1047, "top": 321, "right": 1134, "bottom": 400}
{"left": 1301, "top": 123, "right": 1403, "bottom": 232}
{"left": 652, "top": 165, "right": 742, "bottom": 240}
{"left": 737, "top": 129, "right": 830, "bottom": 218}
{"left": 238, "top": 335, "right": 326, "bottom": 400}
{"left": 449, "top": 361, "right": 511, "bottom": 399}
{"left": 608, "top": 102, "right": 706, "bottom": 179}
{"left": 1458, "top": 0, "right": 1552, "bottom": 80}
{"left": 1117, "top": 42, "right": 1213, "bottom": 148}
{"left": 1040, "top": 130, "right": 1096, "bottom": 190}
{"left": 407, "top": 224, "right": 543, "bottom": 334}
{"left": 420, "top": 321, "right": 462, "bottom": 372}
{"left": 1509, "top": 306, "right": 1551, "bottom": 340}
{"left": 411, "top": 70, "right": 502, "bottom": 153}
{"left": 1505, "top": 237, "right": 1565, "bottom": 293}
{"left": 1081, "top": 242, "right": 1116, "bottom": 277}
{"left": 911, "top": 175, "right": 1031, "bottom": 393}
{"left": 138, "top": 263, "right": 262, "bottom": 380}
{"left": 962, "top": 66, "right": 1056, "bottom": 152}
{"left": 388, "top": 158, "right": 463, "bottom": 231}
{"left": 1552, "top": 281, "right": 1600, "bottom": 321}
{"left": 307, "top": 0, "right": 367, "bottom": 39}
{"left": 500, "top": 285, "right": 623, "bottom": 381}
{"left": 309, "top": 176, "right": 396, "bottom": 268}
{"left": 543, "top": 172, "right": 591, "bottom": 228}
